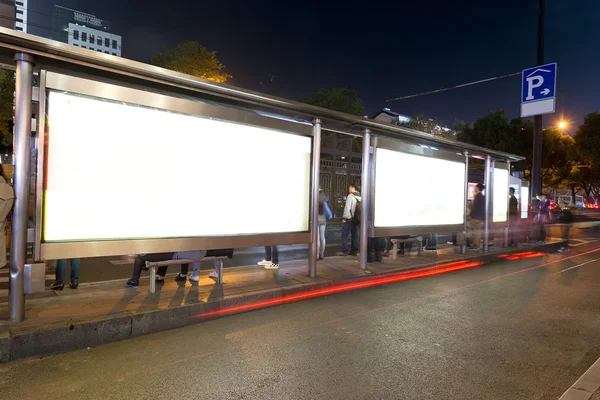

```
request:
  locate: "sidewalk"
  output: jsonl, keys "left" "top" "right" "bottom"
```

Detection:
{"left": 0, "top": 238, "right": 565, "bottom": 363}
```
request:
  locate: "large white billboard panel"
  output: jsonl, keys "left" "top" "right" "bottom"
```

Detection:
{"left": 44, "top": 92, "right": 312, "bottom": 241}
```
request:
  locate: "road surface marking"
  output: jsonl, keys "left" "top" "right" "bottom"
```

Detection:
{"left": 558, "top": 357, "right": 600, "bottom": 400}
{"left": 554, "top": 258, "right": 600, "bottom": 274}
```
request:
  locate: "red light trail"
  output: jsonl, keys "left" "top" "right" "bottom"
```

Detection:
{"left": 193, "top": 259, "right": 484, "bottom": 319}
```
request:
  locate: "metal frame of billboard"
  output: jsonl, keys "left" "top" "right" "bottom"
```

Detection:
{"left": 35, "top": 71, "right": 314, "bottom": 260}
{"left": 369, "top": 137, "right": 466, "bottom": 237}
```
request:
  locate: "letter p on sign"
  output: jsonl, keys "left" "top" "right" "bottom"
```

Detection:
{"left": 526, "top": 76, "right": 544, "bottom": 101}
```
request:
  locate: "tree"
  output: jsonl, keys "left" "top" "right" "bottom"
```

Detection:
{"left": 149, "top": 41, "right": 231, "bottom": 83}
{"left": 301, "top": 88, "right": 366, "bottom": 117}
{"left": 0, "top": 69, "right": 14, "bottom": 151}
{"left": 455, "top": 111, "right": 576, "bottom": 187}
{"left": 398, "top": 114, "right": 457, "bottom": 140}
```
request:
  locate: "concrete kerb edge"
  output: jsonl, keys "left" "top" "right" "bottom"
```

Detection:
{"left": 0, "top": 240, "right": 566, "bottom": 363}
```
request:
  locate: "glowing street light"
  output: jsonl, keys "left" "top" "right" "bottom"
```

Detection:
{"left": 558, "top": 120, "right": 568, "bottom": 130}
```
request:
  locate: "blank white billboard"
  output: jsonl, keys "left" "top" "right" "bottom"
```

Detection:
{"left": 43, "top": 92, "right": 312, "bottom": 241}
{"left": 374, "top": 148, "right": 466, "bottom": 227}
{"left": 493, "top": 168, "right": 509, "bottom": 222}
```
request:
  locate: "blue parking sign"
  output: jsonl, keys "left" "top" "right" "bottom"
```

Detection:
{"left": 521, "top": 62, "right": 557, "bottom": 103}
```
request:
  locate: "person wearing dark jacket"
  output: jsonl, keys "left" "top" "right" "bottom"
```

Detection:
{"left": 508, "top": 187, "right": 520, "bottom": 247}
{"left": 557, "top": 202, "right": 573, "bottom": 253}
{"left": 469, "top": 183, "right": 485, "bottom": 250}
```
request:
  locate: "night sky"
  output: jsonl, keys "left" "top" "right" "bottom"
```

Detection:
{"left": 28, "top": 1, "right": 600, "bottom": 129}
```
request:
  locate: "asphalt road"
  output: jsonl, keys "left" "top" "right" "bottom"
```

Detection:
{"left": 2, "top": 232, "right": 600, "bottom": 399}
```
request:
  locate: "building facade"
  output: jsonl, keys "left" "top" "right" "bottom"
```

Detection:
{"left": 52, "top": 6, "right": 121, "bottom": 56}
{"left": 0, "top": 0, "right": 15, "bottom": 30}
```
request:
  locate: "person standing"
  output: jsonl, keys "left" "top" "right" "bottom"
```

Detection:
{"left": 469, "top": 183, "right": 485, "bottom": 250}
{"left": 317, "top": 188, "right": 329, "bottom": 260}
{"left": 508, "top": 187, "right": 520, "bottom": 247}
{"left": 557, "top": 202, "right": 573, "bottom": 253}
{"left": 257, "top": 246, "right": 279, "bottom": 269}
{"left": 0, "top": 166, "right": 14, "bottom": 269}
{"left": 535, "top": 193, "right": 551, "bottom": 244}
{"left": 337, "top": 184, "right": 361, "bottom": 256}
{"left": 50, "top": 259, "right": 81, "bottom": 290}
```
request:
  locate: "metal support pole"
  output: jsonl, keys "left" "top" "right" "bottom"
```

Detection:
{"left": 10, "top": 53, "right": 34, "bottom": 323}
{"left": 504, "top": 160, "right": 511, "bottom": 247}
{"left": 308, "top": 118, "right": 322, "bottom": 278}
{"left": 461, "top": 152, "right": 469, "bottom": 254}
{"left": 532, "top": 0, "right": 545, "bottom": 199}
{"left": 359, "top": 128, "right": 371, "bottom": 270}
{"left": 483, "top": 155, "right": 492, "bottom": 252}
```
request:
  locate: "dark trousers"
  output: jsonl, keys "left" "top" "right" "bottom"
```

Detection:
{"left": 509, "top": 216, "right": 520, "bottom": 244}
{"left": 368, "top": 237, "right": 384, "bottom": 261}
{"left": 560, "top": 224, "right": 571, "bottom": 247}
{"left": 341, "top": 221, "right": 359, "bottom": 255}
{"left": 131, "top": 252, "right": 175, "bottom": 280}
{"left": 264, "top": 246, "right": 279, "bottom": 264}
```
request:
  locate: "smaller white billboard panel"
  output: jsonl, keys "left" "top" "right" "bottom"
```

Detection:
{"left": 374, "top": 149, "right": 465, "bottom": 227}
{"left": 493, "top": 168, "right": 509, "bottom": 222}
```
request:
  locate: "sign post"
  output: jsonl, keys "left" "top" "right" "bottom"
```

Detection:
{"left": 520, "top": 62, "right": 557, "bottom": 118}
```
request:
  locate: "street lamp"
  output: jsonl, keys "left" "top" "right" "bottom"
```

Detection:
{"left": 558, "top": 120, "right": 567, "bottom": 130}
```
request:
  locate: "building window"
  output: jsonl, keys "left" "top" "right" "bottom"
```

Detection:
{"left": 16, "top": 1, "right": 24, "bottom": 5}
{"left": 16, "top": 27, "right": 22, "bottom": 31}
{"left": 112, "top": 52, "right": 117, "bottom": 56}
{"left": 81, "top": 32, "right": 87, "bottom": 41}
{"left": 74, "top": 44, "right": 79, "bottom": 47}
{"left": 82, "top": 46, "right": 87, "bottom": 49}
{"left": 73, "top": 30, "right": 79, "bottom": 40}
{"left": 97, "top": 49, "right": 102, "bottom": 52}
{"left": 16, "top": 18, "right": 23, "bottom": 23}
{"left": 105, "top": 51, "right": 109, "bottom": 54}
{"left": 105, "top": 38, "right": 110, "bottom": 47}
{"left": 112, "top": 40, "right": 117, "bottom": 49}
{"left": 89, "top": 35, "right": 94, "bottom": 44}
{"left": 97, "top": 36, "right": 102, "bottom": 46}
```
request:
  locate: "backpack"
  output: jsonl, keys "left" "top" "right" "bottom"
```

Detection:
{"left": 351, "top": 194, "right": 361, "bottom": 224}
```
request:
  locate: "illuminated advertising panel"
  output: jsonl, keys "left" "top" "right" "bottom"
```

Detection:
{"left": 521, "top": 186, "right": 529, "bottom": 219}
{"left": 374, "top": 148, "right": 465, "bottom": 227}
{"left": 43, "top": 91, "right": 311, "bottom": 242}
{"left": 493, "top": 167, "right": 509, "bottom": 222}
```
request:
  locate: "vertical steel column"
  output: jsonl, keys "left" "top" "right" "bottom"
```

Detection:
{"left": 483, "top": 155, "right": 492, "bottom": 252}
{"left": 461, "top": 152, "right": 469, "bottom": 254}
{"left": 505, "top": 160, "right": 511, "bottom": 247}
{"left": 308, "top": 119, "right": 322, "bottom": 278}
{"left": 10, "top": 53, "right": 34, "bottom": 323}
{"left": 359, "top": 128, "right": 371, "bottom": 270}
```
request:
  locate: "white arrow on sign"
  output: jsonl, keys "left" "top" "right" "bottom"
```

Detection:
{"left": 541, "top": 88, "right": 550, "bottom": 95}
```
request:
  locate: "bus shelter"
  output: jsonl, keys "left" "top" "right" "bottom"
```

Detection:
{"left": 0, "top": 28, "right": 523, "bottom": 322}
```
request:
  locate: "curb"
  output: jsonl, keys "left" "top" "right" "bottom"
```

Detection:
{"left": 1, "top": 240, "right": 565, "bottom": 364}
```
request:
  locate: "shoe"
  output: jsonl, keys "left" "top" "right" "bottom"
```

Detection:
{"left": 348, "top": 252, "right": 358, "bottom": 256}
{"left": 264, "top": 263, "right": 279, "bottom": 270}
{"left": 190, "top": 273, "right": 200, "bottom": 283}
{"left": 318, "top": 256, "right": 324, "bottom": 260}
{"left": 126, "top": 279, "right": 139, "bottom": 287}
{"left": 50, "top": 281, "right": 64, "bottom": 291}
{"left": 336, "top": 252, "right": 347, "bottom": 256}
{"left": 69, "top": 281, "right": 79, "bottom": 289}
{"left": 156, "top": 277, "right": 166, "bottom": 284}
{"left": 208, "top": 271, "right": 218, "bottom": 281}
{"left": 175, "top": 274, "right": 187, "bottom": 282}
{"left": 257, "top": 259, "right": 271, "bottom": 266}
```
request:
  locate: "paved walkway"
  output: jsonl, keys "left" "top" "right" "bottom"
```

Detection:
{"left": 0, "top": 237, "right": 566, "bottom": 362}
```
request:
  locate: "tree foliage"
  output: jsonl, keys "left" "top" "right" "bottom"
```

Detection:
{"left": 398, "top": 114, "right": 456, "bottom": 140}
{"left": 149, "top": 41, "right": 231, "bottom": 83}
{"left": 302, "top": 88, "right": 366, "bottom": 117}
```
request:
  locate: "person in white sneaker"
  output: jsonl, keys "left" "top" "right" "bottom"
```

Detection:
{"left": 258, "top": 246, "right": 279, "bottom": 269}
